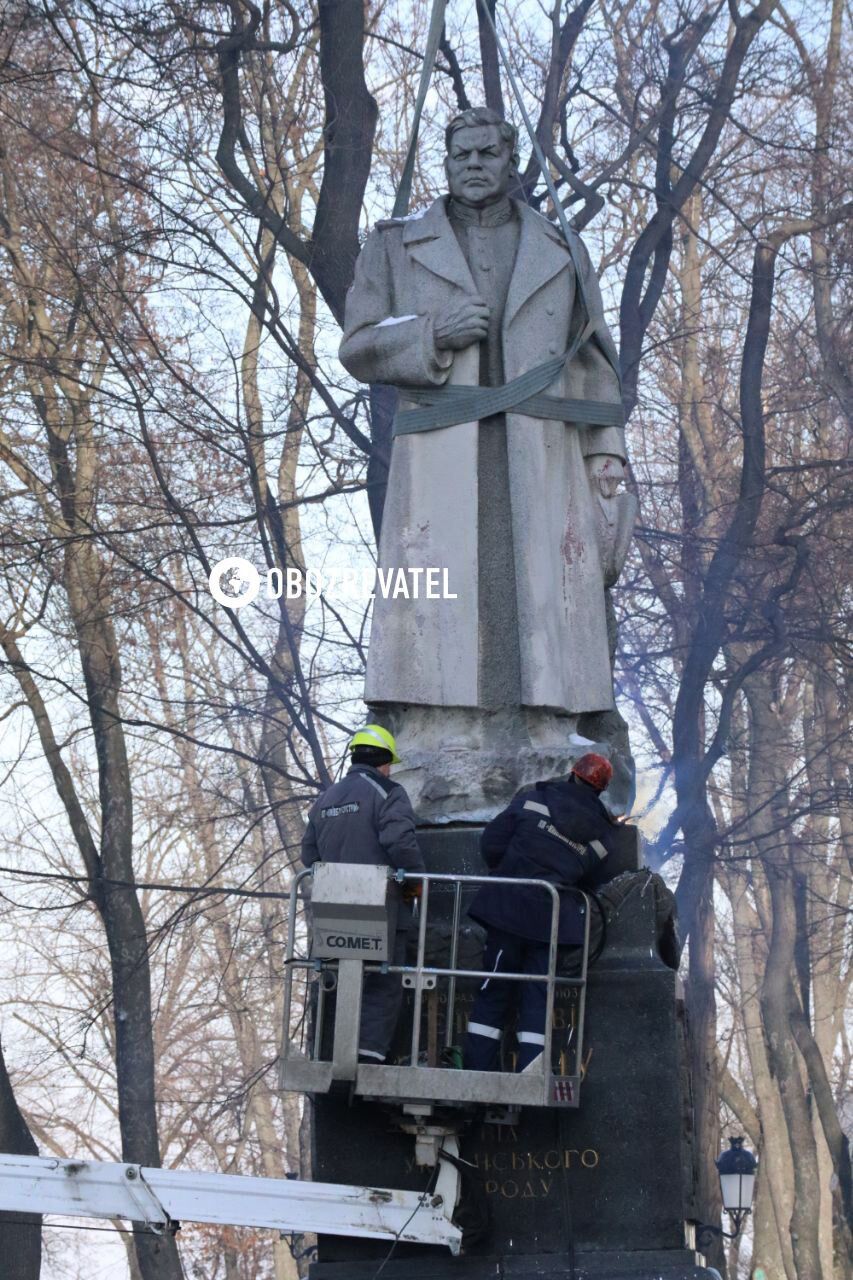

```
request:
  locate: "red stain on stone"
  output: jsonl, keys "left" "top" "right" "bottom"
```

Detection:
{"left": 562, "top": 520, "right": 583, "bottom": 564}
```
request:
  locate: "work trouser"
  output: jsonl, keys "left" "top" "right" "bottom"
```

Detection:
{"left": 463, "top": 928, "right": 552, "bottom": 1072}
{"left": 358, "top": 919, "right": 412, "bottom": 1061}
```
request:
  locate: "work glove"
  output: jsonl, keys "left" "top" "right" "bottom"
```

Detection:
{"left": 401, "top": 879, "right": 422, "bottom": 903}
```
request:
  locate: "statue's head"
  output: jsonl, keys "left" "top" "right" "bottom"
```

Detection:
{"left": 444, "top": 107, "right": 519, "bottom": 207}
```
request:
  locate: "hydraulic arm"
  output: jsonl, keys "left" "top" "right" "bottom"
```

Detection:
{"left": 0, "top": 1153, "right": 462, "bottom": 1254}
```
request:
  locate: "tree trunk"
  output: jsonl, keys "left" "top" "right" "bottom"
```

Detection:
{"left": 684, "top": 839, "right": 725, "bottom": 1275}
{"left": 0, "top": 1039, "right": 41, "bottom": 1280}
{"left": 748, "top": 674, "right": 825, "bottom": 1279}
{"left": 476, "top": 0, "right": 505, "bottom": 117}
{"left": 65, "top": 544, "right": 184, "bottom": 1280}
{"left": 727, "top": 873, "right": 796, "bottom": 1280}
{"left": 224, "top": 1245, "right": 242, "bottom": 1280}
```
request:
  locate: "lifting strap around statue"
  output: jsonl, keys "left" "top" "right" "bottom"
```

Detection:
{"left": 393, "top": 377, "right": 623, "bottom": 436}
{"left": 391, "top": 0, "right": 449, "bottom": 220}
{"left": 393, "top": 318, "right": 622, "bottom": 436}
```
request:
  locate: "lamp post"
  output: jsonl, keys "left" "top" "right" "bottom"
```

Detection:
{"left": 696, "top": 1136, "right": 758, "bottom": 1249}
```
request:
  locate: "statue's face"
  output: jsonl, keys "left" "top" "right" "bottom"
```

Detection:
{"left": 444, "top": 124, "right": 514, "bottom": 207}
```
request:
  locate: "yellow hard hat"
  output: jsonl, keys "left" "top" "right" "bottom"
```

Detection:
{"left": 349, "top": 724, "right": 401, "bottom": 764}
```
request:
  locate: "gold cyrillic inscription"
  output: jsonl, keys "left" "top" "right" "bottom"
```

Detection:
{"left": 466, "top": 1147, "right": 600, "bottom": 1197}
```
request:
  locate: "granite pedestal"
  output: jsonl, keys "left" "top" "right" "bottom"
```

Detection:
{"left": 308, "top": 827, "right": 714, "bottom": 1280}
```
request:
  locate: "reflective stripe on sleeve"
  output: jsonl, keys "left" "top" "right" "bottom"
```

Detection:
{"left": 517, "top": 1030, "right": 546, "bottom": 1045}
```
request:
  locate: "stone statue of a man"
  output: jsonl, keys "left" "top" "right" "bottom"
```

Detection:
{"left": 340, "top": 108, "right": 635, "bottom": 820}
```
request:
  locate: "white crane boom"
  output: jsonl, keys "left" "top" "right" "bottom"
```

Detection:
{"left": 0, "top": 1154, "right": 462, "bottom": 1254}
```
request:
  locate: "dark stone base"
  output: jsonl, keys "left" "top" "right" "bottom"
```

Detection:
{"left": 310, "top": 1247, "right": 716, "bottom": 1279}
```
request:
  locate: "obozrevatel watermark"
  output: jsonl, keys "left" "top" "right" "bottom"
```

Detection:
{"left": 208, "top": 557, "right": 458, "bottom": 609}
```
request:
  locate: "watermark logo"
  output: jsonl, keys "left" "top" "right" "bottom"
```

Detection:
{"left": 208, "top": 557, "right": 261, "bottom": 608}
{"left": 207, "top": 558, "right": 457, "bottom": 608}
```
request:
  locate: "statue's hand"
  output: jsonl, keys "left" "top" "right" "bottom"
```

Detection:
{"left": 586, "top": 454, "right": 625, "bottom": 499}
{"left": 433, "top": 296, "right": 490, "bottom": 351}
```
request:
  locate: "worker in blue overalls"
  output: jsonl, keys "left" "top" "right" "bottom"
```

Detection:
{"left": 464, "top": 754, "right": 617, "bottom": 1072}
{"left": 302, "top": 725, "right": 425, "bottom": 1064}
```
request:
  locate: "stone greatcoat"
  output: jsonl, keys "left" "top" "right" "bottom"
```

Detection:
{"left": 339, "top": 196, "right": 624, "bottom": 715}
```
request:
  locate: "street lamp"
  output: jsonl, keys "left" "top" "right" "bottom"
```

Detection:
{"left": 696, "top": 1136, "right": 758, "bottom": 1248}
{"left": 717, "top": 1136, "right": 758, "bottom": 1234}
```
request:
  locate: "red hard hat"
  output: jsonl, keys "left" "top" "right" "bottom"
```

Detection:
{"left": 571, "top": 753, "right": 613, "bottom": 793}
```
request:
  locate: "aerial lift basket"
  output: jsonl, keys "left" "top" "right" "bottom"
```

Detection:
{"left": 279, "top": 865, "right": 591, "bottom": 1111}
